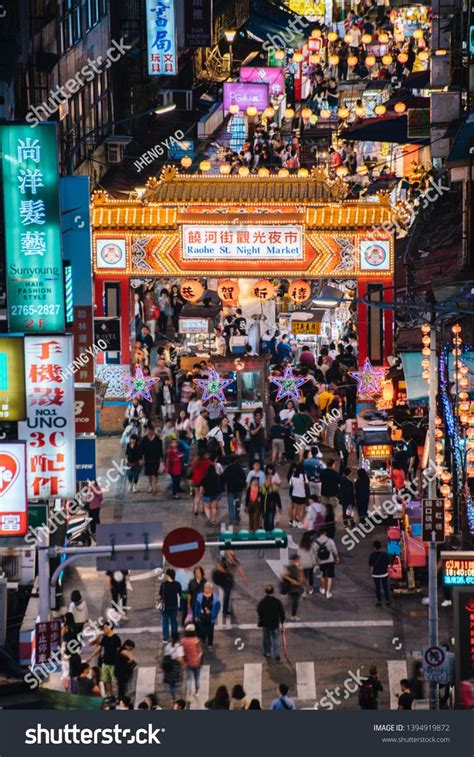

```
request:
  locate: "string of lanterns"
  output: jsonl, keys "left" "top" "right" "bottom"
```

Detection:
{"left": 180, "top": 278, "right": 312, "bottom": 305}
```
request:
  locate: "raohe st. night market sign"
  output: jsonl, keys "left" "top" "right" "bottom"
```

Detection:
{"left": 0, "top": 123, "right": 65, "bottom": 333}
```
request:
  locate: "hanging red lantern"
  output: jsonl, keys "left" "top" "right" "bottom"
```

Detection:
{"left": 180, "top": 278, "right": 204, "bottom": 303}
{"left": 288, "top": 279, "right": 311, "bottom": 303}
{"left": 252, "top": 279, "right": 276, "bottom": 301}
{"left": 217, "top": 279, "right": 240, "bottom": 306}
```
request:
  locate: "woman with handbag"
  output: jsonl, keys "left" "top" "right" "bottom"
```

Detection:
{"left": 194, "top": 582, "right": 221, "bottom": 650}
{"left": 245, "top": 477, "right": 263, "bottom": 532}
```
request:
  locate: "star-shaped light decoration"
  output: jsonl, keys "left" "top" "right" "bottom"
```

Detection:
{"left": 349, "top": 358, "right": 386, "bottom": 399}
{"left": 195, "top": 369, "right": 234, "bottom": 403}
{"left": 271, "top": 366, "right": 308, "bottom": 402}
{"left": 123, "top": 365, "right": 157, "bottom": 402}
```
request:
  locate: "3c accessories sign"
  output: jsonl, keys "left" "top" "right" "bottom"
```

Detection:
{"left": 0, "top": 442, "right": 27, "bottom": 536}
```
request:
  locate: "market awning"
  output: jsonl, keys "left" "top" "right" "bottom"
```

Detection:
{"left": 402, "top": 70, "right": 430, "bottom": 90}
{"left": 342, "top": 113, "right": 429, "bottom": 144}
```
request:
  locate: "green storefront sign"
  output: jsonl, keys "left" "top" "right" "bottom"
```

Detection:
{"left": 0, "top": 123, "right": 65, "bottom": 332}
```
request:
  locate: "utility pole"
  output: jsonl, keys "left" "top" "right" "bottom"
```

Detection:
{"left": 428, "top": 321, "right": 439, "bottom": 710}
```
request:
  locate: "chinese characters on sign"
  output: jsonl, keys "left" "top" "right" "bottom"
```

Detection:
{"left": 291, "top": 320, "right": 321, "bottom": 335}
{"left": 422, "top": 498, "right": 445, "bottom": 543}
{"left": 443, "top": 557, "right": 474, "bottom": 586}
{"left": 0, "top": 337, "right": 26, "bottom": 421}
{"left": 0, "top": 124, "right": 65, "bottom": 332}
{"left": 239, "top": 67, "right": 285, "bottom": 98}
{"left": 0, "top": 442, "right": 27, "bottom": 536}
{"left": 35, "top": 620, "right": 61, "bottom": 665}
{"left": 18, "top": 336, "right": 76, "bottom": 499}
{"left": 72, "top": 306, "right": 94, "bottom": 384}
{"left": 146, "top": 0, "right": 177, "bottom": 76}
{"left": 184, "top": 0, "right": 212, "bottom": 48}
{"left": 182, "top": 225, "right": 303, "bottom": 260}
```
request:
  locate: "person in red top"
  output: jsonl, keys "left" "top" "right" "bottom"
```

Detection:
{"left": 181, "top": 624, "right": 203, "bottom": 697}
{"left": 392, "top": 465, "right": 405, "bottom": 493}
{"left": 299, "top": 345, "right": 316, "bottom": 370}
{"left": 165, "top": 439, "right": 184, "bottom": 499}
{"left": 191, "top": 450, "right": 211, "bottom": 515}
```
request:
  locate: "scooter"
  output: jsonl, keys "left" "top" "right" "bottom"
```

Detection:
{"left": 66, "top": 511, "right": 93, "bottom": 547}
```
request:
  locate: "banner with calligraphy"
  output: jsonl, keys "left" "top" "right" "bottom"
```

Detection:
{"left": 146, "top": 0, "right": 177, "bottom": 76}
{"left": 18, "top": 336, "right": 76, "bottom": 499}
{"left": 185, "top": 0, "right": 213, "bottom": 48}
{"left": 182, "top": 225, "right": 303, "bottom": 260}
{"left": 0, "top": 124, "right": 65, "bottom": 333}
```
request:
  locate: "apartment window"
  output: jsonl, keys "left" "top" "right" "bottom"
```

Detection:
{"left": 60, "top": 0, "right": 82, "bottom": 51}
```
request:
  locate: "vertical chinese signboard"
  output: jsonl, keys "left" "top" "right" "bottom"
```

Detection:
{"left": 19, "top": 336, "right": 75, "bottom": 499}
{"left": 0, "top": 124, "right": 65, "bottom": 333}
{"left": 35, "top": 619, "right": 61, "bottom": 665}
{"left": 146, "top": 0, "right": 177, "bottom": 76}
{"left": 72, "top": 306, "right": 94, "bottom": 384}
{"left": 0, "top": 441, "right": 27, "bottom": 536}
{"left": 0, "top": 337, "right": 26, "bottom": 421}
{"left": 422, "top": 498, "right": 445, "bottom": 543}
{"left": 184, "top": 0, "right": 213, "bottom": 48}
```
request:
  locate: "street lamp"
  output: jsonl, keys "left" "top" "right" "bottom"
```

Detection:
{"left": 224, "top": 29, "right": 236, "bottom": 74}
{"left": 67, "top": 103, "right": 177, "bottom": 175}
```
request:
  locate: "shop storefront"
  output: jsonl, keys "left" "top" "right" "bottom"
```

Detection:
{"left": 92, "top": 167, "right": 394, "bottom": 394}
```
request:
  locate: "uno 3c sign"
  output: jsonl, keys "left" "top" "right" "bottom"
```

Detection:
{"left": 0, "top": 442, "right": 27, "bottom": 536}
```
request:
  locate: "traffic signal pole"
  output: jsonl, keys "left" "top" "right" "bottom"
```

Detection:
{"left": 428, "top": 324, "right": 439, "bottom": 710}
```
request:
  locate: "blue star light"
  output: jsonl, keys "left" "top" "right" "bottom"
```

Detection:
{"left": 271, "top": 366, "right": 307, "bottom": 402}
{"left": 123, "top": 365, "right": 156, "bottom": 402}
{"left": 195, "top": 369, "right": 233, "bottom": 402}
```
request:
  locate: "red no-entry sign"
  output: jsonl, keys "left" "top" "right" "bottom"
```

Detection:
{"left": 163, "top": 527, "right": 205, "bottom": 568}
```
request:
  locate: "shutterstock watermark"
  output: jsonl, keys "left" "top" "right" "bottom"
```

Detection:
{"left": 294, "top": 408, "right": 341, "bottom": 453}
{"left": 133, "top": 130, "right": 185, "bottom": 172}
{"left": 26, "top": 38, "right": 132, "bottom": 127}
{"left": 370, "top": 176, "right": 450, "bottom": 241}
{"left": 314, "top": 667, "right": 365, "bottom": 709}
{"left": 24, "top": 457, "right": 127, "bottom": 547}
{"left": 25, "top": 724, "right": 164, "bottom": 746}
{"left": 262, "top": 16, "right": 309, "bottom": 53}
{"left": 341, "top": 460, "right": 440, "bottom": 551}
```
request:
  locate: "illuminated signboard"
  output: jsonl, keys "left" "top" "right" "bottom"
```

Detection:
{"left": 179, "top": 318, "right": 211, "bottom": 334}
{"left": 239, "top": 67, "right": 285, "bottom": 98}
{"left": 146, "top": 0, "right": 177, "bottom": 76}
{"left": 0, "top": 442, "right": 27, "bottom": 537}
{"left": 223, "top": 82, "right": 269, "bottom": 111}
{"left": 360, "top": 240, "right": 391, "bottom": 271}
{"left": 182, "top": 225, "right": 303, "bottom": 260}
{"left": 0, "top": 337, "right": 26, "bottom": 421}
{"left": 442, "top": 552, "right": 474, "bottom": 586}
{"left": 453, "top": 587, "right": 474, "bottom": 696}
{"left": 291, "top": 321, "right": 321, "bottom": 335}
{"left": 18, "top": 336, "right": 76, "bottom": 499}
{"left": 0, "top": 124, "right": 65, "bottom": 333}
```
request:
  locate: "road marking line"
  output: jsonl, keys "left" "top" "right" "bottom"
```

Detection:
{"left": 296, "top": 661, "right": 316, "bottom": 701}
{"left": 387, "top": 659, "right": 407, "bottom": 710}
{"left": 189, "top": 665, "right": 210, "bottom": 710}
{"left": 122, "top": 620, "right": 394, "bottom": 634}
{"left": 134, "top": 666, "right": 156, "bottom": 706}
{"left": 244, "top": 663, "right": 262, "bottom": 703}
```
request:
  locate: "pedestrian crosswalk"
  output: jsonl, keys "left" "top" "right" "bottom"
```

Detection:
{"left": 135, "top": 666, "right": 157, "bottom": 707}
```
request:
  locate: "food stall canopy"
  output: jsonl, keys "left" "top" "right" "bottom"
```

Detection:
{"left": 400, "top": 70, "right": 430, "bottom": 90}
{"left": 342, "top": 114, "right": 430, "bottom": 145}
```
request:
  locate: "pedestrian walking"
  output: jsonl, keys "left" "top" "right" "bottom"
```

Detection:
{"left": 187, "top": 566, "right": 206, "bottom": 619}
{"left": 397, "top": 679, "right": 414, "bottom": 710}
{"left": 115, "top": 640, "right": 136, "bottom": 700}
{"left": 303, "top": 496, "right": 326, "bottom": 532}
{"left": 339, "top": 467, "right": 355, "bottom": 527}
{"left": 87, "top": 482, "right": 103, "bottom": 536}
{"left": 281, "top": 555, "right": 304, "bottom": 621}
{"left": 194, "top": 582, "right": 221, "bottom": 649}
{"left": 125, "top": 435, "right": 141, "bottom": 493}
{"left": 200, "top": 457, "right": 222, "bottom": 526}
{"left": 261, "top": 472, "right": 282, "bottom": 531}
{"left": 369, "top": 540, "right": 391, "bottom": 606}
{"left": 181, "top": 624, "right": 203, "bottom": 697}
{"left": 358, "top": 665, "right": 383, "bottom": 710}
{"left": 68, "top": 590, "right": 89, "bottom": 633}
{"left": 205, "top": 686, "right": 230, "bottom": 710}
{"left": 270, "top": 413, "right": 286, "bottom": 465}
{"left": 106, "top": 570, "right": 130, "bottom": 615}
{"left": 334, "top": 419, "right": 349, "bottom": 474}
{"left": 355, "top": 468, "right": 371, "bottom": 520}
{"left": 162, "top": 632, "right": 184, "bottom": 701}
{"left": 230, "top": 684, "right": 249, "bottom": 710}
{"left": 257, "top": 584, "right": 285, "bottom": 661}
{"left": 288, "top": 462, "right": 309, "bottom": 528}
{"left": 298, "top": 531, "right": 317, "bottom": 596}
{"left": 139, "top": 425, "right": 163, "bottom": 494}
{"left": 222, "top": 456, "right": 246, "bottom": 525}
{"left": 245, "top": 476, "right": 263, "bottom": 531}
{"left": 315, "top": 527, "right": 339, "bottom": 599}
{"left": 320, "top": 458, "right": 340, "bottom": 538}
{"left": 88, "top": 621, "right": 121, "bottom": 696}
{"left": 248, "top": 408, "right": 266, "bottom": 466}
{"left": 159, "top": 568, "right": 182, "bottom": 642}
{"left": 270, "top": 683, "right": 296, "bottom": 710}
{"left": 213, "top": 550, "right": 247, "bottom": 618}
{"left": 165, "top": 439, "right": 184, "bottom": 499}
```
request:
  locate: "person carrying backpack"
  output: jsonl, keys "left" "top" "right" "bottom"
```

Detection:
{"left": 281, "top": 555, "right": 304, "bottom": 621}
{"left": 315, "top": 527, "right": 339, "bottom": 599}
{"left": 359, "top": 665, "right": 383, "bottom": 710}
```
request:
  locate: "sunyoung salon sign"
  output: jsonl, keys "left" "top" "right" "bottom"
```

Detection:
{"left": 182, "top": 225, "right": 303, "bottom": 260}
